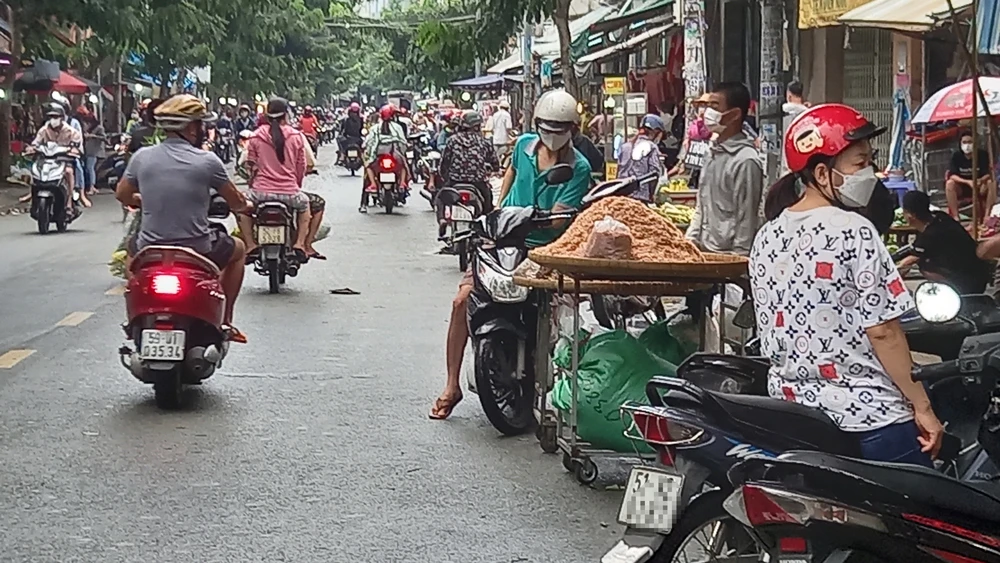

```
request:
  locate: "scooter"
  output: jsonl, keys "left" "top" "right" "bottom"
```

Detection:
{"left": 341, "top": 137, "right": 364, "bottom": 176}
{"left": 369, "top": 153, "right": 405, "bottom": 214}
{"left": 118, "top": 194, "right": 232, "bottom": 409}
{"left": 465, "top": 167, "right": 657, "bottom": 436}
{"left": 95, "top": 135, "right": 127, "bottom": 190}
{"left": 418, "top": 149, "right": 443, "bottom": 208}
{"left": 436, "top": 184, "right": 486, "bottom": 271}
{"left": 246, "top": 170, "right": 318, "bottom": 294}
{"left": 214, "top": 127, "right": 235, "bottom": 163}
{"left": 26, "top": 142, "right": 82, "bottom": 234}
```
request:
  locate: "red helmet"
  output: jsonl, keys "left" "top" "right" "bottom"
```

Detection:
{"left": 349, "top": 102, "right": 361, "bottom": 112}
{"left": 784, "top": 103, "right": 885, "bottom": 173}
{"left": 379, "top": 104, "right": 397, "bottom": 121}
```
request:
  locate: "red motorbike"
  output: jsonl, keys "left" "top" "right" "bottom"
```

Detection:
{"left": 366, "top": 153, "right": 406, "bottom": 214}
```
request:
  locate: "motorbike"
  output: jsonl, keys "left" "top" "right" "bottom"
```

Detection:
{"left": 304, "top": 132, "right": 320, "bottom": 155}
{"left": 27, "top": 142, "right": 82, "bottom": 234}
{"left": 341, "top": 136, "right": 364, "bottom": 176}
{"left": 436, "top": 184, "right": 487, "bottom": 271}
{"left": 247, "top": 178, "right": 317, "bottom": 294}
{"left": 95, "top": 135, "right": 128, "bottom": 190}
{"left": 214, "top": 127, "right": 235, "bottom": 163}
{"left": 235, "top": 130, "right": 253, "bottom": 180}
{"left": 118, "top": 194, "right": 232, "bottom": 409}
{"left": 406, "top": 132, "right": 429, "bottom": 183}
{"left": 418, "top": 149, "right": 443, "bottom": 208}
{"left": 465, "top": 167, "right": 656, "bottom": 436}
{"left": 368, "top": 153, "right": 405, "bottom": 214}
{"left": 601, "top": 282, "right": 989, "bottom": 563}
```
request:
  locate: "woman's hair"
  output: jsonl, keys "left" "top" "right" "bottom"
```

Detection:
{"left": 763, "top": 154, "right": 833, "bottom": 220}
{"left": 380, "top": 118, "right": 391, "bottom": 135}
{"left": 266, "top": 98, "right": 288, "bottom": 163}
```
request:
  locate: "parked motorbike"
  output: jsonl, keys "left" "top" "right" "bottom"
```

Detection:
{"left": 368, "top": 153, "right": 405, "bottom": 214}
{"left": 341, "top": 136, "right": 364, "bottom": 176}
{"left": 214, "top": 127, "right": 235, "bottom": 163}
{"left": 26, "top": 142, "right": 82, "bottom": 234}
{"left": 406, "top": 132, "right": 429, "bottom": 183}
{"left": 95, "top": 135, "right": 127, "bottom": 190}
{"left": 436, "top": 184, "right": 487, "bottom": 271}
{"left": 118, "top": 194, "right": 232, "bottom": 409}
{"left": 601, "top": 282, "right": 985, "bottom": 563}
{"left": 465, "top": 167, "right": 655, "bottom": 435}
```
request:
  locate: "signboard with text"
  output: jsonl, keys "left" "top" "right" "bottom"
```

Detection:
{"left": 603, "top": 77, "right": 626, "bottom": 95}
{"left": 798, "top": 0, "right": 872, "bottom": 28}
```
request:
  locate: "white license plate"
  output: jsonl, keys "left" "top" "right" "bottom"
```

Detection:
{"left": 406, "top": 151, "right": 414, "bottom": 158}
{"left": 140, "top": 329, "right": 186, "bottom": 361}
{"left": 379, "top": 172, "right": 396, "bottom": 182}
{"left": 617, "top": 467, "right": 684, "bottom": 532}
{"left": 450, "top": 206, "right": 473, "bottom": 221}
{"left": 257, "top": 225, "right": 286, "bottom": 245}
{"left": 347, "top": 150, "right": 359, "bottom": 157}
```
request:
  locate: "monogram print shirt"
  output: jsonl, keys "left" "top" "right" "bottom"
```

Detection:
{"left": 749, "top": 206, "right": 915, "bottom": 431}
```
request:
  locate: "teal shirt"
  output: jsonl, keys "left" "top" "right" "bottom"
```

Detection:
{"left": 501, "top": 134, "right": 592, "bottom": 247}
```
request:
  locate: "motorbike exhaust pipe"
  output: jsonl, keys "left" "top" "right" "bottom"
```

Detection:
{"left": 420, "top": 188, "right": 433, "bottom": 202}
{"left": 185, "top": 345, "right": 221, "bottom": 374}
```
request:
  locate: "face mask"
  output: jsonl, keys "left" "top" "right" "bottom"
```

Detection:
{"left": 49, "top": 118, "right": 63, "bottom": 128}
{"left": 831, "top": 167, "right": 879, "bottom": 208}
{"left": 702, "top": 108, "right": 726, "bottom": 133}
{"left": 961, "top": 142, "right": 973, "bottom": 154}
{"left": 539, "top": 130, "right": 572, "bottom": 151}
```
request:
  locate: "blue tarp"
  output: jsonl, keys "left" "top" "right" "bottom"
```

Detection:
{"left": 978, "top": 0, "right": 1000, "bottom": 55}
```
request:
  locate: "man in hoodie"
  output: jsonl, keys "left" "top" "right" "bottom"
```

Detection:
{"left": 685, "top": 82, "right": 763, "bottom": 256}
{"left": 781, "top": 81, "right": 809, "bottom": 174}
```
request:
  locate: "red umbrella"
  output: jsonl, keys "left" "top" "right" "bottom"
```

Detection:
{"left": 912, "top": 77, "right": 1000, "bottom": 124}
{"left": 14, "top": 70, "right": 90, "bottom": 95}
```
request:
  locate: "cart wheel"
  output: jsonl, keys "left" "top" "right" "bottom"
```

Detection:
{"left": 538, "top": 423, "right": 558, "bottom": 454}
{"left": 562, "top": 453, "right": 574, "bottom": 472}
{"left": 574, "top": 458, "right": 598, "bottom": 486}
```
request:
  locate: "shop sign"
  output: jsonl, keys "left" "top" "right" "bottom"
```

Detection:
{"left": 684, "top": 140, "right": 709, "bottom": 170}
{"left": 605, "top": 162, "right": 619, "bottom": 180}
{"left": 603, "top": 77, "right": 626, "bottom": 95}
{"left": 798, "top": 0, "right": 872, "bottom": 29}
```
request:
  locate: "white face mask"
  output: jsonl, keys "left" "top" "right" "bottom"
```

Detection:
{"left": 832, "top": 167, "right": 879, "bottom": 208}
{"left": 539, "top": 130, "right": 572, "bottom": 151}
{"left": 702, "top": 108, "right": 726, "bottom": 133}
{"left": 961, "top": 142, "right": 973, "bottom": 154}
{"left": 49, "top": 118, "right": 63, "bottom": 129}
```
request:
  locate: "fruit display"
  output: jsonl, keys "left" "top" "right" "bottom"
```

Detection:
{"left": 655, "top": 202, "right": 695, "bottom": 226}
{"left": 659, "top": 177, "right": 690, "bottom": 193}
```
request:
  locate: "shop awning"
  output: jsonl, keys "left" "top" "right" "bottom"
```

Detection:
{"left": 838, "top": 0, "right": 972, "bottom": 32}
{"left": 14, "top": 69, "right": 90, "bottom": 94}
{"left": 577, "top": 23, "right": 676, "bottom": 64}
{"left": 979, "top": 0, "right": 1000, "bottom": 54}
{"left": 589, "top": 0, "right": 672, "bottom": 34}
{"left": 449, "top": 74, "right": 508, "bottom": 91}
{"left": 486, "top": 6, "right": 615, "bottom": 74}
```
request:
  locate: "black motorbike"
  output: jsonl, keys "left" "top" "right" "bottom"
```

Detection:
{"left": 341, "top": 136, "right": 363, "bottom": 176}
{"left": 405, "top": 133, "right": 428, "bottom": 183}
{"left": 464, "top": 167, "right": 657, "bottom": 435}
{"left": 726, "top": 329, "right": 1000, "bottom": 563}
{"left": 95, "top": 135, "right": 127, "bottom": 190}
{"left": 248, "top": 169, "right": 320, "bottom": 293}
{"left": 436, "top": 184, "right": 487, "bottom": 271}
{"left": 214, "top": 127, "right": 235, "bottom": 163}
{"left": 27, "top": 143, "right": 82, "bottom": 234}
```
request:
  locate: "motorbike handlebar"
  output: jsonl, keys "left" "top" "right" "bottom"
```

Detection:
{"left": 911, "top": 360, "right": 961, "bottom": 383}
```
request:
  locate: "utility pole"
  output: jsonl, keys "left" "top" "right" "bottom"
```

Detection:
{"left": 758, "top": 0, "right": 786, "bottom": 186}
{"left": 474, "top": 7, "right": 482, "bottom": 77}
{"left": 522, "top": 18, "right": 535, "bottom": 132}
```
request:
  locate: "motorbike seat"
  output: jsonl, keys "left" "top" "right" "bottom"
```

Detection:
{"left": 130, "top": 245, "right": 221, "bottom": 276}
{"left": 778, "top": 451, "right": 1000, "bottom": 523}
{"left": 678, "top": 353, "right": 770, "bottom": 382}
{"left": 704, "top": 392, "right": 861, "bottom": 456}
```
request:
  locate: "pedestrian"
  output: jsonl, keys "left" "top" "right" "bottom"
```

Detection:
{"left": 616, "top": 114, "right": 667, "bottom": 202}
{"left": 685, "top": 82, "right": 764, "bottom": 256}
{"left": 68, "top": 105, "right": 90, "bottom": 207}
{"left": 83, "top": 113, "right": 106, "bottom": 196}
{"left": 491, "top": 100, "right": 514, "bottom": 159}
{"left": 781, "top": 81, "right": 809, "bottom": 174}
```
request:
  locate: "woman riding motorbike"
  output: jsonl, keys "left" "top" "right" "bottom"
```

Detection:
{"left": 360, "top": 103, "right": 408, "bottom": 213}
{"left": 752, "top": 103, "right": 944, "bottom": 466}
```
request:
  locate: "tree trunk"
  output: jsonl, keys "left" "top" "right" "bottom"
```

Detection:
{"left": 0, "top": 7, "right": 21, "bottom": 181}
{"left": 113, "top": 56, "right": 123, "bottom": 134}
{"left": 553, "top": 0, "right": 578, "bottom": 98}
{"left": 160, "top": 68, "right": 173, "bottom": 97}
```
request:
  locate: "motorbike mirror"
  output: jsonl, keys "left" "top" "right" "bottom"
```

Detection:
{"left": 631, "top": 139, "right": 655, "bottom": 161}
{"left": 544, "top": 163, "right": 575, "bottom": 186}
{"left": 914, "top": 282, "right": 961, "bottom": 323}
{"left": 733, "top": 300, "right": 756, "bottom": 330}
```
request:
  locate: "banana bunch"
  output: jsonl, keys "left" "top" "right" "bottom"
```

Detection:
{"left": 659, "top": 178, "right": 690, "bottom": 193}
{"left": 109, "top": 250, "right": 127, "bottom": 279}
{"left": 656, "top": 202, "right": 696, "bottom": 226}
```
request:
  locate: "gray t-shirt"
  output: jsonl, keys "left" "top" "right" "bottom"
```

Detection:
{"left": 125, "top": 138, "right": 230, "bottom": 254}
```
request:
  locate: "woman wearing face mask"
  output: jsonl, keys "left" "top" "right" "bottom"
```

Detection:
{"left": 616, "top": 114, "right": 666, "bottom": 202}
{"left": 945, "top": 129, "right": 994, "bottom": 220}
{"left": 755, "top": 104, "right": 944, "bottom": 466}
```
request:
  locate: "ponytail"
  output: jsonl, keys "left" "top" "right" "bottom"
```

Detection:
{"left": 381, "top": 119, "right": 391, "bottom": 136}
{"left": 763, "top": 174, "right": 802, "bottom": 221}
{"left": 269, "top": 116, "right": 286, "bottom": 163}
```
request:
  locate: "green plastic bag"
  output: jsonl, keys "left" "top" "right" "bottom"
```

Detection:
{"left": 551, "top": 323, "right": 687, "bottom": 453}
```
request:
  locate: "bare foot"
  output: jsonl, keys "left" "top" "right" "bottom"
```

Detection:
{"left": 81, "top": 196, "right": 93, "bottom": 208}
{"left": 429, "top": 390, "right": 463, "bottom": 420}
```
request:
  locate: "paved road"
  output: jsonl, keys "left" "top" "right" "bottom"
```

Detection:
{"left": 0, "top": 148, "right": 623, "bottom": 563}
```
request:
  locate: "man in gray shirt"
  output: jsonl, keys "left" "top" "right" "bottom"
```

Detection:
{"left": 116, "top": 94, "right": 251, "bottom": 342}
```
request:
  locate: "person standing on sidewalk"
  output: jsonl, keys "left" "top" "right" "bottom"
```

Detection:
{"left": 491, "top": 100, "right": 514, "bottom": 159}
{"left": 82, "top": 113, "right": 106, "bottom": 196}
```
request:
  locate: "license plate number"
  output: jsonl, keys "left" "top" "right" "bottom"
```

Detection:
{"left": 347, "top": 150, "right": 359, "bottom": 157}
{"left": 406, "top": 151, "right": 414, "bottom": 158}
{"left": 140, "top": 329, "right": 186, "bottom": 361}
{"left": 450, "top": 206, "right": 474, "bottom": 221}
{"left": 379, "top": 172, "right": 396, "bottom": 182}
{"left": 257, "top": 225, "right": 286, "bottom": 245}
{"left": 617, "top": 467, "right": 684, "bottom": 532}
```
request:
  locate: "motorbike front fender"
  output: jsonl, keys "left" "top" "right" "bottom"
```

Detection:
{"left": 472, "top": 317, "right": 527, "bottom": 339}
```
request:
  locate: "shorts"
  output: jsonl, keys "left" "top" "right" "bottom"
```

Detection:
{"left": 129, "top": 229, "right": 236, "bottom": 270}
{"left": 248, "top": 190, "right": 310, "bottom": 213}
{"left": 306, "top": 192, "right": 325, "bottom": 214}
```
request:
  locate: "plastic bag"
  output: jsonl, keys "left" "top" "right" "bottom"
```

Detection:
{"left": 583, "top": 215, "right": 633, "bottom": 260}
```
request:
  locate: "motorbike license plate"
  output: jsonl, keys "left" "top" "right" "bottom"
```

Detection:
{"left": 379, "top": 172, "right": 396, "bottom": 183}
{"left": 406, "top": 151, "right": 414, "bottom": 158}
{"left": 449, "top": 206, "right": 474, "bottom": 222}
{"left": 617, "top": 467, "right": 684, "bottom": 532}
{"left": 140, "top": 329, "right": 186, "bottom": 361}
{"left": 347, "top": 150, "right": 359, "bottom": 157}
{"left": 257, "top": 226, "right": 286, "bottom": 245}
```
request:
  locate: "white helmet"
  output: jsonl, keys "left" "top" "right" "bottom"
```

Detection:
{"left": 534, "top": 89, "right": 579, "bottom": 131}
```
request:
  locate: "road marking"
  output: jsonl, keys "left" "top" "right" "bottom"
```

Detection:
{"left": 56, "top": 312, "right": 94, "bottom": 327}
{"left": 105, "top": 284, "right": 126, "bottom": 296}
{"left": 0, "top": 349, "right": 36, "bottom": 369}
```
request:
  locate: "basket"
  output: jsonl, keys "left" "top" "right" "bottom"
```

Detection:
{"left": 527, "top": 251, "right": 748, "bottom": 282}
{"left": 512, "top": 274, "right": 711, "bottom": 296}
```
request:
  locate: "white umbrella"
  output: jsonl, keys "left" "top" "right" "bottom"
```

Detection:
{"left": 912, "top": 77, "right": 1000, "bottom": 124}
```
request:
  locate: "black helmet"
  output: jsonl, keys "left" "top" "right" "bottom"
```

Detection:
{"left": 44, "top": 103, "right": 66, "bottom": 118}
{"left": 460, "top": 110, "right": 483, "bottom": 131}
{"left": 266, "top": 97, "right": 289, "bottom": 119}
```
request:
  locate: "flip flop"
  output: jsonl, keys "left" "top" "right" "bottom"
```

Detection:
{"left": 222, "top": 325, "right": 248, "bottom": 343}
{"left": 429, "top": 395, "right": 462, "bottom": 420}
{"left": 244, "top": 248, "right": 261, "bottom": 265}
{"left": 293, "top": 248, "right": 310, "bottom": 263}
{"left": 307, "top": 251, "right": 327, "bottom": 260}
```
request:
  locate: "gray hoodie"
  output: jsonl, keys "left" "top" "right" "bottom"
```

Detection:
{"left": 781, "top": 102, "right": 809, "bottom": 174}
{"left": 685, "top": 133, "right": 764, "bottom": 256}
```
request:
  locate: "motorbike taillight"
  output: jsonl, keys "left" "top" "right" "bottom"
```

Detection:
{"left": 151, "top": 274, "right": 181, "bottom": 295}
{"left": 459, "top": 191, "right": 472, "bottom": 203}
{"left": 379, "top": 156, "right": 394, "bottom": 171}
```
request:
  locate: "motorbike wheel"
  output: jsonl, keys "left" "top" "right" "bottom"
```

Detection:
{"left": 350, "top": 168, "right": 356, "bottom": 177}
{"left": 36, "top": 204, "right": 50, "bottom": 234}
{"left": 268, "top": 259, "right": 281, "bottom": 294}
{"left": 153, "top": 369, "right": 184, "bottom": 410}
{"left": 473, "top": 336, "right": 535, "bottom": 436}
{"left": 457, "top": 240, "right": 469, "bottom": 272}
{"left": 649, "top": 491, "right": 759, "bottom": 563}
{"left": 384, "top": 193, "right": 395, "bottom": 215}
{"left": 56, "top": 215, "right": 68, "bottom": 232}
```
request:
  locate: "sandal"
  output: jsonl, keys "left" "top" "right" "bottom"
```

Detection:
{"left": 244, "top": 247, "right": 261, "bottom": 265}
{"left": 307, "top": 251, "right": 327, "bottom": 260}
{"left": 222, "top": 325, "right": 248, "bottom": 344}
{"left": 292, "top": 248, "right": 309, "bottom": 263}
{"left": 429, "top": 394, "right": 463, "bottom": 420}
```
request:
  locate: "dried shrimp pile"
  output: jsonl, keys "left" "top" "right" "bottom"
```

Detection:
{"left": 537, "top": 197, "right": 704, "bottom": 262}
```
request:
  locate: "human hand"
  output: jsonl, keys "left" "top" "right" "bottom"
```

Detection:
{"left": 914, "top": 407, "right": 944, "bottom": 459}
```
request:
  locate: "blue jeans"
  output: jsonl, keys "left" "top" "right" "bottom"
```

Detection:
{"left": 84, "top": 156, "right": 98, "bottom": 189}
{"left": 857, "top": 420, "right": 933, "bottom": 467}
{"left": 74, "top": 159, "right": 85, "bottom": 191}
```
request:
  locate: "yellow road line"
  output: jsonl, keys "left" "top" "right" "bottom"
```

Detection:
{"left": 105, "top": 284, "right": 126, "bottom": 296}
{"left": 56, "top": 312, "right": 94, "bottom": 327}
{"left": 0, "top": 349, "right": 36, "bottom": 369}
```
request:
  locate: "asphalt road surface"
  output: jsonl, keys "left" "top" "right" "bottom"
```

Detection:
{"left": 0, "top": 148, "right": 625, "bottom": 563}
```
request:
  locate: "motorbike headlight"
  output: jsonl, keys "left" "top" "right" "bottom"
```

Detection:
{"left": 477, "top": 259, "right": 528, "bottom": 303}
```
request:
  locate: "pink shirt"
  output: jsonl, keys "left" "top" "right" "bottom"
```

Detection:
{"left": 247, "top": 124, "right": 306, "bottom": 194}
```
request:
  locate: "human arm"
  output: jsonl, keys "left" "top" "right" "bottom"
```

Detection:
{"left": 116, "top": 151, "right": 143, "bottom": 208}
{"left": 978, "top": 233, "right": 1000, "bottom": 260}
{"left": 207, "top": 154, "right": 250, "bottom": 214}
{"left": 896, "top": 254, "right": 920, "bottom": 275}
{"left": 949, "top": 153, "right": 974, "bottom": 186}
{"left": 730, "top": 156, "right": 765, "bottom": 255}
{"left": 497, "top": 165, "right": 516, "bottom": 204}
{"left": 439, "top": 141, "right": 455, "bottom": 181}
{"left": 484, "top": 138, "right": 500, "bottom": 174}
{"left": 294, "top": 135, "right": 308, "bottom": 185}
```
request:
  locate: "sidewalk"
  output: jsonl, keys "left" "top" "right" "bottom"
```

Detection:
{"left": 0, "top": 181, "right": 30, "bottom": 217}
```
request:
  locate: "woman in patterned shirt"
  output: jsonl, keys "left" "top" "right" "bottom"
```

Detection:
{"left": 753, "top": 103, "right": 943, "bottom": 466}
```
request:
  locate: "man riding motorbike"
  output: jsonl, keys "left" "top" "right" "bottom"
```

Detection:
{"left": 234, "top": 104, "right": 256, "bottom": 134}
{"left": 360, "top": 104, "right": 408, "bottom": 213}
{"left": 435, "top": 113, "right": 460, "bottom": 151}
{"left": 29, "top": 103, "right": 83, "bottom": 211}
{"left": 299, "top": 105, "right": 319, "bottom": 144}
{"left": 114, "top": 94, "right": 251, "bottom": 343}
{"left": 438, "top": 110, "right": 499, "bottom": 237}
{"left": 338, "top": 102, "right": 365, "bottom": 164}
{"left": 429, "top": 89, "right": 593, "bottom": 420}
{"left": 128, "top": 99, "right": 166, "bottom": 154}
